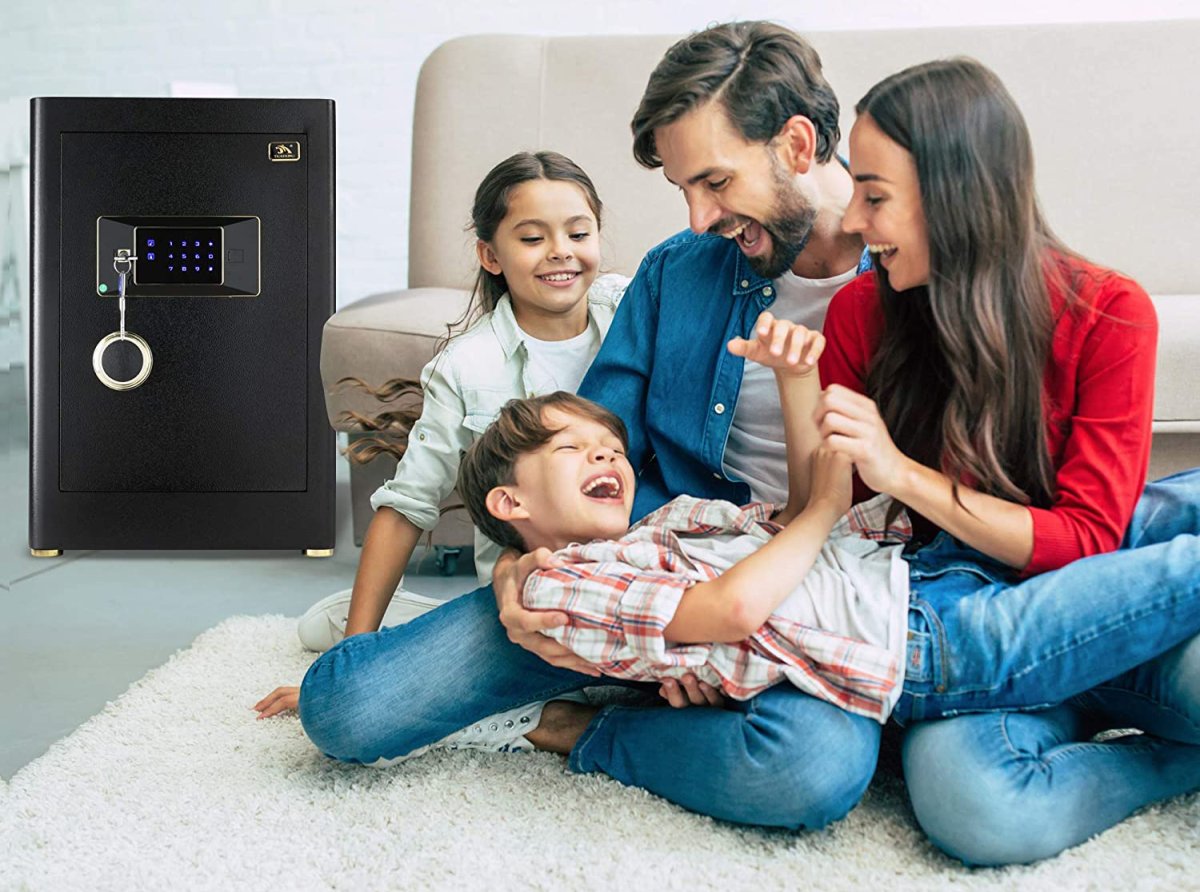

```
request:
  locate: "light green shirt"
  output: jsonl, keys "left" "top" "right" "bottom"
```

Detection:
{"left": 370, "top": 274, "right": 629, "bottom": 584}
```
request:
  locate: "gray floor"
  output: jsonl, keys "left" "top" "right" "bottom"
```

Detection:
{"left": 1, "top": 368, "right": 476, "bottom": 780}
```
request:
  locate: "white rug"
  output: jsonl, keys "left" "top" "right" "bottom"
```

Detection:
{"left": 2, "top": 616, "right": 1197, "bottom": 891}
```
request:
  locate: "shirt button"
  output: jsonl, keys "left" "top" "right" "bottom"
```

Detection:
{"left": 762, "top": 286, "right": 773, "bottom": 297}
{"left": 740, "top": 279, "right": 749, "bottom": 288}
{"left": 714, "top": 403, "right": 725, "bottom": 414}
{"left": 418, "top": 433, "right": 426, "bottom": 441}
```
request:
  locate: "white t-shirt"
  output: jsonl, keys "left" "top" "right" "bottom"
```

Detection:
{"left": 522, "top": 325, "right": 601, "bottom": 395}
{"left": 677, "top": 518, "right": 910, "bottom": 717}
{"left": 721, "top": 267, "right": 859, "bottom": 503}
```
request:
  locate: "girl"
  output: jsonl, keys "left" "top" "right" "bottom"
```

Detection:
{"left": 254, "top": 151, "right": 627, "bottom": 716}
{"left": 821, "top": 58, "right": 1200, "bottom": 865}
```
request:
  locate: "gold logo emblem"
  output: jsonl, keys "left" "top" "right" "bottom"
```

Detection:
{"left": 268, "top": 141, "right": 301, "bottom": 162}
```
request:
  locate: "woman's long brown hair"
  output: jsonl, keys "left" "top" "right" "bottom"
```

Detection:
{"left": 857, "top": 58, "right": 1062, "bottom": 512}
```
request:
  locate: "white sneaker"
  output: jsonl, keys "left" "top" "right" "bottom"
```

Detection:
{"left": 369, "top": 691, "right": 593, "bottom": 767}
{"left": 297, "top": 586, "right": 445, "bottom": 652}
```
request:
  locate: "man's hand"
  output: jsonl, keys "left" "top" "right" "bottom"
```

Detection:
{"left": 253, "top": 686, "right": 299, "bottom": 720}
{"left": 658, "top": 674, "right": 726, "bottom": 708}
{"left": 727, "top": 311, "right": 825, "bottom": 377}
{"left": 492, "top": 548, "right": 602, "bottom": 676}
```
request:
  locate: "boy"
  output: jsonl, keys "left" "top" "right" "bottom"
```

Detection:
{"left": 457, "top": 313, "right": 1200, "bottom": 726}
{"left": 458, "top": 315, "right": 912, "bottom": 722}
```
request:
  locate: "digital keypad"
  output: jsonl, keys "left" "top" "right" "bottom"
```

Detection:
{"left": 135, "top": 227, "right": 223, "bottom": 285}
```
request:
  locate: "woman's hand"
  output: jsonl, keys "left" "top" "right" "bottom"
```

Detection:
{"left": 816, "top": 384, "right": 911, "bottom": 494}
{"left": 728, "top": 311, "right": 825, "bottom": 378}
{"left": 254, "top": 686, "right": 299, "bottom": 720}
{"left": 492, "top": 548, "right": 602, "bottom": 676}
{"left": 658, "top": 674, "right": 726, "bottom": 708}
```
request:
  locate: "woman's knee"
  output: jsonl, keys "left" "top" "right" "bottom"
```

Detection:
{"left": 1150, "top": 632, "right": 1200, "bottom": 739}
{"left": 1126, "top": 467, "right": 1200, "bottom": 547}
{"left": 902, "top": 716, "right": 1076, "bottom": 866}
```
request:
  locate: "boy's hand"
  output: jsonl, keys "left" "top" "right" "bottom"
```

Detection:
{"left": 493, "top": 548, "right": 602, "bottom": 677}
{"left": 808, "top": 446, "right": 854, "bottom": 518}
{"left": 727, "top": 311, "right": 825, "bottom": 377}
{"left": 254, "top": 686, "right": 299, "bottom": 720}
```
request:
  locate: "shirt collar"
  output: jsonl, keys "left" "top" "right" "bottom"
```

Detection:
{"left": 488, "top": 294, "right": 526, "bottom": 360}
{"left": 489, "top": 292, "right": 601, "bottom": 359}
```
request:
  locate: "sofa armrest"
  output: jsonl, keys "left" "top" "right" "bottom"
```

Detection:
{"left": 1152, "top": 295, "right": 1200, "bottom": 427}
{"left": 320, "top": 286, "right": 473, "bottom": 431}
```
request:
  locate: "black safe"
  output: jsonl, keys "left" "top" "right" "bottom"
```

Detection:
{"left": 29, "top": 98, "right": 336, "bottom": 553}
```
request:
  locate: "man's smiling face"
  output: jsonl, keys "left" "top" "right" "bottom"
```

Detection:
{"left": 656, "top": 100, "right": 817, "bottom": 279}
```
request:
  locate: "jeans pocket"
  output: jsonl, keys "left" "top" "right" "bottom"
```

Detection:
{"left": 905, "top": 599, "right": 946, "bottom": 690}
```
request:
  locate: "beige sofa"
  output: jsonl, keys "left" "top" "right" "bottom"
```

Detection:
{"left": 322, "top": 22, "right": 1200, "bottom": 556}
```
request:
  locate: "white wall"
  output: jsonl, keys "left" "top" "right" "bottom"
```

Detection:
{"left": 2, "top": 0, "right": 1196, "bottom": 312}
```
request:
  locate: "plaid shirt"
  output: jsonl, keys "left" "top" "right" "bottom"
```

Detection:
{"left": 523, "top": 495, "right": 912, "bottom": 723}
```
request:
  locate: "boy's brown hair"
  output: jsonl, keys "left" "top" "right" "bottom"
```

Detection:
{"left": 456, "top": 392, "right": 629, "bottom": 552}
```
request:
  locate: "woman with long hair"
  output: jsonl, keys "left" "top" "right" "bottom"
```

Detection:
{"left": 822, "top": 57, "right": 1200, "bottom": 865}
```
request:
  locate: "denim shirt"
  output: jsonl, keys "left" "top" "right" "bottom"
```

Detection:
{"left": 578, "top": 231, "right": 871, "bottom": 523}
{"left": 371, "top": 274, "right": 628, "bottom": 582}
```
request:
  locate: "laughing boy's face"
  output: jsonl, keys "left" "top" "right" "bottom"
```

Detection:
{"left": 493, "top": 407, "right": 635, "bottom": 552}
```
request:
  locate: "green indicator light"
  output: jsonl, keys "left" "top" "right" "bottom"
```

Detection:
{"left": 99, "top": 283, "right": 108, "bottom": 293}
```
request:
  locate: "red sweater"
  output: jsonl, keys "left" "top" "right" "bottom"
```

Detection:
{"left": 820, "top": 257, "right": 1158, "bottom": 575}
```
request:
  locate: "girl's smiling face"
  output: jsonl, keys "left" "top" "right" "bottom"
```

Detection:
{"left": 477, "top": 179, "right": 601, "bottom": 339}
{"left": 842, "top": 113, "right": 930, "bottom": 292}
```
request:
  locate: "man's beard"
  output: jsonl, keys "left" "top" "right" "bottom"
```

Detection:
{"left": 715, "top": 157, "right": 817, "bottom": 280}
{"left": 752, "top": 160, "right": 817, "bottom": 278}
{"left": 747, "top": 199, "right": 815, "bottom": 279}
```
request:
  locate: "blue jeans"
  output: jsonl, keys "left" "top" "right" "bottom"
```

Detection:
{"left": 298, "top": 583, "right": 880, "bottom": 830}
{"left": 900, "top": 469, "right": 1200, "bottom": 866}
